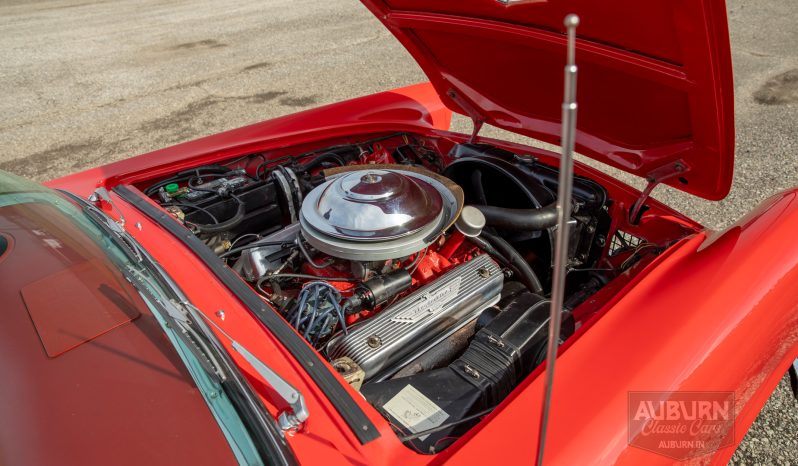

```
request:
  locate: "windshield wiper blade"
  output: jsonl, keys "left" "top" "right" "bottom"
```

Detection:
{"left": 82, "top": 204, "right": 143, "bottom": 262}
{"left": 162, "top": 299, "right": 229, "bottom": 382}
{"left": 117, "top": 263, "right": 227, "bottom": 383}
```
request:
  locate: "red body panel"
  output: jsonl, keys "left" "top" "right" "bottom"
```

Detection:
{"left": 31, "top": 83, "right": 797, "bottom": 465}
{"left": 358, "top": 0, "right": 735, "bottom": 200}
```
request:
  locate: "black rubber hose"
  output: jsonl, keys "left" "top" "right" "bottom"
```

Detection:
{"left": 194, "top": 195, "right": 246, "bottom": 234}
{"left": 468, "top": 235, "right": 542, "bottom": 295}
{"left": 257, "top": 273, "right": 361, "bottom": 289}
{"left": 144, "top": 165, "right": 233, "bottom": 196}
{"left": 466, "top": 235, "right": 512, "bottom": 269}
{"left": 472, "top": 203, "right": 559, "bottom": 231}
{"left": 479, "top": 231, "right": 544, "bottom": 294}
{"left": 177, "top": 165, "right": 232, "bottom": 176}
{"left": 301, "top": 151, "right": 347, "bottom": 172}
{"left": 471, "top": 169, "right": 489, "bottom": 206}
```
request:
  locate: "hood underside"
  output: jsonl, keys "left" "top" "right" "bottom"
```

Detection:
{"left": 361, "top": 0, "right": 735, "bottom": 200}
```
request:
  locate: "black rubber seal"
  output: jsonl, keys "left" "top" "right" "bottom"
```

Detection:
{"left": 114, "top": 184, "right": 381, "bottom": 445}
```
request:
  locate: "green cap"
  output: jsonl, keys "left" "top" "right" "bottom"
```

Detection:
{"left": 164, "top": 183, "right": 180, "bottom": 194}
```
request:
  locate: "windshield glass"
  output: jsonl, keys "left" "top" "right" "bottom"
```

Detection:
{"left": 0, "top": 170, "right": 264, "bottom": 466}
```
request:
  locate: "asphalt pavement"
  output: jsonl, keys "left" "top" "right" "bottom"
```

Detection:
{"left": 0, "top": 0, "right": 796, "bottom": 463}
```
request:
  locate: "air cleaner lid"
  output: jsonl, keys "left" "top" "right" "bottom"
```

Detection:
{"left": 305, "top": 170, "right": 444, "bottom": 241}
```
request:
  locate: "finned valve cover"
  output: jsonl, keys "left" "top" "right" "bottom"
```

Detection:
{"left": 326, "top": 254, "right": 503, "bottom": 381}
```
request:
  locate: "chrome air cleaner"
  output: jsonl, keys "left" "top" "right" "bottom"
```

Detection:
{"left": 300, "top": 169, "right": 458, "bottom": 261}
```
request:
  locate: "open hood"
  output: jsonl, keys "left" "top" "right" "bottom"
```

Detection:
{"left": 360, "top": 0, "right": 735, "bottom": 200}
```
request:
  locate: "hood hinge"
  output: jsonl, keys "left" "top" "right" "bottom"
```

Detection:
{"left": 446, "top": 88, "right": 485, "bottom": 143}
{"left": 629, "top": 159, "right": 689, "bottom": 225}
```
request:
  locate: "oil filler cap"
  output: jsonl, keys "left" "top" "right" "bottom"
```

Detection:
{"left": 455, "top": 206, "right": 486, "bottom": 237}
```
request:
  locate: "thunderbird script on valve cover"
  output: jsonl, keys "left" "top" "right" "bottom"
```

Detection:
{"left": 3, "top": 0, "right": 798, "bottom": 465}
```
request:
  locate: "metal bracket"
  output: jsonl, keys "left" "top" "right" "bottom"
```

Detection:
{"left": 199, "top": 311, "right": 309, "bottom": 432}
{"left": 446, "top": 88, "right": 485, "bottom": 143}
{"left": 88, "top": 186, "right": 126, "bottom": 227}
{"left": 628, "top": 159, "right": 689, "bottom": 225}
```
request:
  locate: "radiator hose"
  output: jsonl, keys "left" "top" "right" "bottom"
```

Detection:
{"left": 471, "top": 203, "right": 559, "bottom": 231}
{"left": 469, "top": 232, "right": 543, "bottom": 294}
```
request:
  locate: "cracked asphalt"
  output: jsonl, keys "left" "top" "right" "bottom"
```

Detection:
{"left": 0, "top": 0, "right": 796, "bottom": 463}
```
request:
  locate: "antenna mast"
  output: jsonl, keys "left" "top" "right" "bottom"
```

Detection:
{"left": 535, "top": 13, "right": 580, "bottom": 465}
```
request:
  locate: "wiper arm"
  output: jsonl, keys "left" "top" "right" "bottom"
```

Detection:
{"left": 142, "top": 281, "right": 310, "bottom": 432}
{"left": 88, "top": 186, "right": 126, "bottom": 227}
{"left": 193, "top": 307, "right": 310, "bottom": 432}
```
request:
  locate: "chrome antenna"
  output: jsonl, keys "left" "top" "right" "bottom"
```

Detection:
{"left": 535, "top": 13, "right": 579, "bottom": 465}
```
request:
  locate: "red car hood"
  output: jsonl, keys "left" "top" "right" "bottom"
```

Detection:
{"left": 360, "top": 0, "right": 735, "bottom": 200}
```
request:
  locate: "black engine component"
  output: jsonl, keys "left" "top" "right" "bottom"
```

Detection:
{"left": 473, "top": 202, "right": 558, "bottom": 231}
{"left": 151, "top": 164, "right": 307, "bottom": 240}
{"left": 443, "top": 143, "right": 611, "bottom": 284}
{"left": 478, "top": 231, "right": 544, "bottom": 294}
{"left": 183, "top": 178, "right": 284, "bottom": 237}
{"left": 361, "top": 290, "right": 574, "bottom": 452}
{"left": 348, "top": 269, "right": 413, "bottom": 312}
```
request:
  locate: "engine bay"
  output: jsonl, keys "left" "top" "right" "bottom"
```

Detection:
{"left": 138, "top": 132, "right": 696, "bottom": 453}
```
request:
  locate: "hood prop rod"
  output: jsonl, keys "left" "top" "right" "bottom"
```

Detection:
{"left": 535, "top": 14, "right": 579, "bottom": 465}
{"left": 446, "top": 88, "right": 485, "bottom": 143}
{"left": 628, "top": 159, "right": 688, "bottom": 225}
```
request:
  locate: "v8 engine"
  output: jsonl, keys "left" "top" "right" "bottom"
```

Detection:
{"left": 143, "top": 134, "right": 621, "bottom": 453}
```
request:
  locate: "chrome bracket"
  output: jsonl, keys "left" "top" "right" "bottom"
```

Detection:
{"left": 88, "top": 186, "right": 126, "bottom": 227}
{"left": 628, "top": 159, "right": 689, "bottom": 225}
{"left": 198, "top": 311, "right": 310, "bottom": 432}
